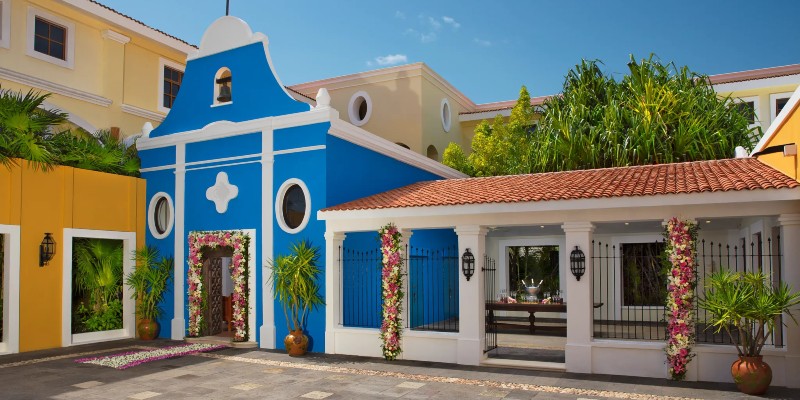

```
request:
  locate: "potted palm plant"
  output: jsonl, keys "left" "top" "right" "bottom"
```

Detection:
{"left": 699, "top": 270, "right": 800, "bottom": 395}
{"left": 126, "top": 247, "right": 173, "bottom": 340}
{"left": 267, "top": 240, "right": 324, "bottom": 356}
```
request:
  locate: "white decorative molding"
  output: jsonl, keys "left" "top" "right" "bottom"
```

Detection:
{"left": 713, "top": 74, "right": 800, "bottom": 94}
{"left": 347, "top": 91, "right": 372, "bottom": 126}
{"left": 260, "top": 127, "right": 276, "bottom": 348}
{"left": 206, "top": 172, "right": 239, "bottom": 213}
{"left": 0, "top": 0, "right": 10, "bottom": 49}
{"left": 0, "top": 66, "right": 112, "bottom": 107}
{"left": 315, "top": 88, "right": 331, "bottom": 109}
{"left": 40, "top": 100, "right": 98, "bottom": 133}
{"left": 101, "top": 29, "right": 130, "bottom": 44}
{"left": 273, "top": 145, "right": 326, "bottom": 155}
{"left": 770, "top": 91, "right": 794, "bottom": 124}
{"left": 328, "top": 119, "right": 468, "bottom": 179}
{"left": 275, "top": 178, "right": 311, "bottom": 234}
{"left": 458, "top": 108, "right": 512, "bottom": 122}
{"left": 26, "top": 6, "right": 76, "bottom": 69}
{"left": 121, "top": 104, "right": 165, "bottom": 122}
{"left": 61, "top": 229, "right": 136, "bottom": 347}
{"left": 158, "top": 57, "right": 185, "bottom": 113}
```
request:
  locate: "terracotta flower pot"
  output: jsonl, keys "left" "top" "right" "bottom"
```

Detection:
{"left": 137, "top": 318, "right": 160, "bottom": 340}
{"left": 284, "top": 329, "right": 309, "bottom": 356}
{"left": 731, "top": 356, "right": 772, "bottom": 395}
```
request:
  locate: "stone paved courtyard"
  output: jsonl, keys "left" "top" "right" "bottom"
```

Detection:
{"left": 0, "top": 340, "right": 797, "bottom": 400}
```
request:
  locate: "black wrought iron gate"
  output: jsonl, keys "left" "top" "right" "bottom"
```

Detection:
{"left": 483, "top": 255, "right": 497, "bottom": 352}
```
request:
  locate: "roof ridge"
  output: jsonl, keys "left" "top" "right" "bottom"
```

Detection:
{"left": 88, "top": 0, "right": 197, "bottom": 49}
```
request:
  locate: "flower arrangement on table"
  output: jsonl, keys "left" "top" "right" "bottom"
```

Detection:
{"left": 664, "top": 217, "right": 697, "bottom": 381}
{"left": 379, "top": 223, "right": 403, "bottom": 361}
{"left": 187, "top": 231, "right": 250, "bottom": 342}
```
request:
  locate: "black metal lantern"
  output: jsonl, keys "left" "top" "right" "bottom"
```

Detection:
{"left": 462, "top": 248, "right": 475, "bottom": 281}
{"left": 569, "top": 246, "right": 585, "bottom": 281}
{"left": 40, "top": 232, "right": 56, "bottom": 267}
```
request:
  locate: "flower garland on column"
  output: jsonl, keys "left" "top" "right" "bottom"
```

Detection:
{"left": 379, "top": 223, "right": 403, "bottom": 361}
{"left": 187, "top": 231, "right": 250, "bottom": 342}
{"left": 664, "top": 217, "right": 698, "bottom": 381}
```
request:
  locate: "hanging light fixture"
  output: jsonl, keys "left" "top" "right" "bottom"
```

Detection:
{"left": 40, "top": 232, "right": 56, "bottom": 267}
{"left": 461, "top": 248, "right": 475, "bottom": 281}
{"left": 570, "top": 246, "right": 585, "bottom": 281}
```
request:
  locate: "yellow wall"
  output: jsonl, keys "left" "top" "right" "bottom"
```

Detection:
{"left": 757, "top": 100, "right": 800, "bottom": 180}
{"left": 0, "top": 0, "right": 189, "bottom": 137}
{"left": 0, "top": 161, "right": 145, "bottom": 352}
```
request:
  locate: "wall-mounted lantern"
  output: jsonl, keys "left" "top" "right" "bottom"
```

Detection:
{"left": 40, "top": 232, "right": 56, "bottom": 267}
{"left": 570, "top": 246, "right": 585, "bottom": 281}
{"left": 461, "top": 248, "right": 475, "bottom": 281}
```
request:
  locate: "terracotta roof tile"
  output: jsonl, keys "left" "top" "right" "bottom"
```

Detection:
{"left": 323, "top": 158, "right": 798, "bottom": 212}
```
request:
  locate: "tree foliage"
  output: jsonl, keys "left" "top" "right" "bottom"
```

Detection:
{"left": 444, "top": 56, "right": 758, "bottom": 176}
{"left": 0, "top": 87, "right": 140, "bottom": 176}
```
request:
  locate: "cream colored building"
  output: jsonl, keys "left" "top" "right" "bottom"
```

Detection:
{"left": 0, "top": 0, "right": 195, "bottom": 138}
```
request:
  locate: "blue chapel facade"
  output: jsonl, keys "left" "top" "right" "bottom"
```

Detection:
{"left": 135, "top": 17, "right": 462, "bottom": 351}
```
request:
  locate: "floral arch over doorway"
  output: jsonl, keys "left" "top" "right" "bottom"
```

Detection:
{"left": 187, "top": 231, "right": 250, "bottom": 341}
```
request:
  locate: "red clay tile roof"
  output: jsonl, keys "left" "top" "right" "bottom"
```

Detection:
{"left": 323, "top": 158, "right": 798, "bottom": 212}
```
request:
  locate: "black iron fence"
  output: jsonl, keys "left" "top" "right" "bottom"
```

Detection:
{"left": 484, "top": 255, "right": 498, "bottom": 352}
{"left": 339, "top": 244, "right": 460, "bottom": 333}
{"left": 408, "top": 245, "right": 459, "bottom": 332}
{"left": 592, "top": 234, "right": 784, "bottom": 347}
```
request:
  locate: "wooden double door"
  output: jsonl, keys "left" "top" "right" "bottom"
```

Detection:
{"left": 200, "top": 249, "right": 233, "bottom": 337}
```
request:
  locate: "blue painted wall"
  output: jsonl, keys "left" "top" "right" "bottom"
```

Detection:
{"left": 325, "top": 136, "right": 442, "bottom": 207}
{"left": 272, "top": 134, "right": 327, "bottom": 351}
{"left": 149, "top": 42, "right": 307, "bottom": 138}
{"left": 140, "top": 168, "right": 177, "bottom": 338}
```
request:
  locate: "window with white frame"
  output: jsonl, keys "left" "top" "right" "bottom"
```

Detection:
{"left": 0, "top": 1, "right": 10, "bottom": 49}
{"left": 770, "top": 92, "right": 793, "bottom": 123}
{"left": 26, "top": 7, "right": 75, "bottom": 68}
{"left": 158, "top": 58, "right": 184, "bottom": 113}
{"left": 621, "top": 242, "right": 666, "bottom": 306}
{"left": 733, "top": 96, "right": 759, "bottom": 129}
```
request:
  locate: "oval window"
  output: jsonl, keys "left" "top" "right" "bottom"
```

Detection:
{"left": 282, "top": 184, "right": 306, "bottom": 229}
{"left": 348, "top": 91, "right": 372, "bottom": 126}
{"left": 154, "top": 197, "right": 170, "bottom": 234}
{"left": 147, "top": 192, "right": 174, "bottom": 239}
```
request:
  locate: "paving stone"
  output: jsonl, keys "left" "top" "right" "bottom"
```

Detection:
{"left": 72, "top": 380, "right": 104, "bottom": 389}
{"left": 480, "top": 388, "right": 510, "bottom": 398}
{"left": 397, "top": 381, "right": 426, "bottom": 389}
{"left": 230, "top": 382, "right": 262, "bottom": 391}
{"left": 128, "top": 392, "right": 161, "bottom": 400}
{"left": 300, "top": 391, "right": 334, "bottom": 399}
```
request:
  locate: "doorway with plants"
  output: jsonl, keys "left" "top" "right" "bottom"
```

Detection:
{"left": 71, "top": 238, "right": 124, "bottom": 335}
{"left": 491, "top": 243, "right": 565, "bottom": 364}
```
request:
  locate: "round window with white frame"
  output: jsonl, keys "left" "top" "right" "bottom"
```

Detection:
{"left": 440, "top": 98, "right": 452, "bottom": 132}
{"left": 348, "top": 91, "right": 373, "bottom": 126}
{"left": 147, "top": 192, "right": 174, "bottom": 239}
{"left": 275, "top": 179, "right": 311, "bottom": 234}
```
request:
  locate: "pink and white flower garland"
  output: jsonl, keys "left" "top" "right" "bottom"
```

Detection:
{"left": 379, "top": 223, "right": 403, "bottom": 361}
{"left": 665, "top": 217, "right": 697, "bottom": 381}
{"left": 188, "top": 231, "right": 250, "bottom": 342}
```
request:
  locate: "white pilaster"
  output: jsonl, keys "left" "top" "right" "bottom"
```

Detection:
{"left": 171, "top": 143, "right": 186, "bottom": 339}
{"left": 399, "top": 229, "right": 413, "bottom": 338}
{"left": 324, "top": 231, "right": 346, "bottom": 354}
{"left": 455, "top": 225, "right": 487, "bottom": 365}
{"left": 778, "top": 214, "right": 800, "bottom": 388}
{"left": 562, "top": 221, "right": 595, "bottom": 373}
{"left": 260, "top": 127, "right": 276, "bottom": 348}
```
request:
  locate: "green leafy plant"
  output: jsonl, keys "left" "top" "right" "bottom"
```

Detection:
{"left": 126, "top": 247, "right": 173, "bottom": 321}
{"left": 75, "top": 299, "right": 123, "bottom": 332}
{"left": 74, "top": 238, "right": 123, "bottom": 316}
{"left": 699, "top": 270, "right": 800, "bottom": 357}
{"left": 267, "top": 240, "right": 325, "bottom": 333}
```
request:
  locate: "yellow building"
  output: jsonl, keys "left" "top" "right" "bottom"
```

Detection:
{"left": 0, "top": 0, "right": 195, "bottom": 138}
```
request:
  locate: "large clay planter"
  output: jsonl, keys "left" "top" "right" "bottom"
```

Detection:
{"left": 731, "top": 356, "right": 772, "bottom": 395}
{"left": 137, "top": 318, "right": 160, "bottom": 340}
{"left": 284, "top": 329, "right": 309, "bottom": 356}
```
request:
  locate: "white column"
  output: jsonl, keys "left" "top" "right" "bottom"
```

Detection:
{"left": 260, "top": 127, "right": 275, "bottom": 348}
{"left": 779, "top": 214, "right": 800, "bottom": 388}
{"left": 171, "top": 144, "right": 186, "bottom": 340}
{"left": 324, "top": 231, "right": 346, "bottom": 354}
{"left": 562, "top": 221, "right": 594, "bottom": 373}
{"left": 455, "top": 225, "right": 487, "bottom": 365}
